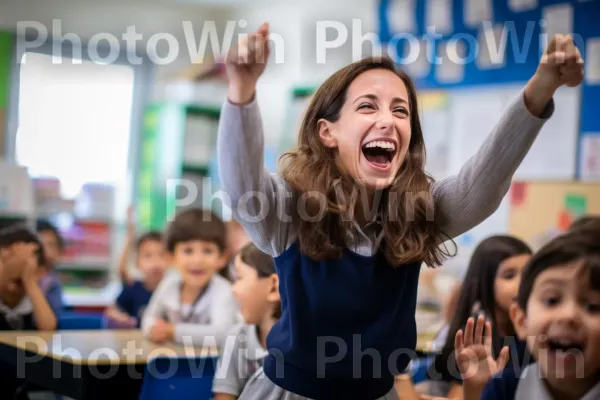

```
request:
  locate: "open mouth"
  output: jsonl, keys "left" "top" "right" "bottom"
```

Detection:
{"left": 362, "top": 140, "right": 396, "bottom": 170}
{"left": 548, "top": 338, "right": 585, "bottom": 356}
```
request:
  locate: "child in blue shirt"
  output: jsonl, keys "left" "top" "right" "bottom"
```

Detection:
{"left": 105, "top": 230, "right": 167, "bottom": 328}
{"left": 479, "top": 229, "right": 600, "bottom": 400}
{"left": 218, "top": 24, "right": 584, "bottom": 400}
{"left": 36, "top": 219, "right": 65, "bottom": 316}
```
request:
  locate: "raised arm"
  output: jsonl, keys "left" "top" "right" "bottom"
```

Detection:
{"left": 218, "top": 22, "right": 295, "bottom": 257}
{"left": 433, "top": 34, "right": 584, "bottom": 239}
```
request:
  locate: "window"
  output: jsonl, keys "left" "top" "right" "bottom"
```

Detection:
{"left": 15, "top": 52, "right": 134, "bottom": 199}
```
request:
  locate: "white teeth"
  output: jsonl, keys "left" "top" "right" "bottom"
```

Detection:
{"left": 364, "top": 140, "right": 396, "bottom": 152}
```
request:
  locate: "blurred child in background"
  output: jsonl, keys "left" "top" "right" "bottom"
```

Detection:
{"left": 105, "top": 207, "right": 167, "bottom": 328}
{"left": 424, "top": 235, "right": 533, "bottom": 398}
{"left": 213, "top": 242, "right": 279, "bottom": 400}
{"left": 0, "top": 224, "right": 57, "bottom": 331}
{"left": 481, "top": 228, "right": 600, "bottom": 399}
{"left": 0, "top": 226, "right": 58, "bottom": 400}
{"left": 141, "top": 208, "right": 238, "bottom": 347}
{"left": 36, "top": 219, "right": 65, "bottom": 316}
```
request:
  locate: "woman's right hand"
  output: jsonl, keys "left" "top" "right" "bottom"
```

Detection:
{"left": 225, "top": 22, "right": 270, "bottom": 105}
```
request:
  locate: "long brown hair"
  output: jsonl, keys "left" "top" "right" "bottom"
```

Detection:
{"left": 279, "top": 56, "right": 451, "bottom": 267}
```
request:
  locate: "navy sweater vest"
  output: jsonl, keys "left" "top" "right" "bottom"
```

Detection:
{"left": 263, "top": 241, "right": 421, "bottom": 399}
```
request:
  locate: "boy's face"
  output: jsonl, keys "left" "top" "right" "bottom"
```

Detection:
{"left": 137, "top": 239, "right": 167, "bottom": 282}
{"left": 171, "top": 240, "right": 225, "bottom": 289}
{"left": 231, "top": 254, "right": 278, "bottom": 325}
{"left": 39, "top": 230, "right": 62, "bottom": 267}
{"left": 513, "top": 260, "right": 600, "bottom": 387}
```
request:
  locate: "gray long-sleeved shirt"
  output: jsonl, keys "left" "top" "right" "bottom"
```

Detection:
{"left": 217, "top": 89, "right": 554, "bottom": 258}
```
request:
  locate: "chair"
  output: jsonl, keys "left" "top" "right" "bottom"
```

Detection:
{"left": 57, "top": 312, "right": 106, "bottom": 330}
{"left": 410, "top": 356, "right": 435, "bottom": 384}
{"left": 138, "top": 356, "right": 219, "bottom": 400}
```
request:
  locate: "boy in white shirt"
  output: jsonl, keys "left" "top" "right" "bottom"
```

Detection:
{"left": 141, "top": 209, "right": 238, "bottom": 347}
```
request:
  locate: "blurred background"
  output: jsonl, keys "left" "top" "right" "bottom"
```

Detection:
{"left": 0, "top": 0, "right": 598, "bottom": 313}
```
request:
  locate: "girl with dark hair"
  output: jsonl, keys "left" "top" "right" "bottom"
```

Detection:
{"left": 424, "top": 235, "right": 533, "bottom": 398}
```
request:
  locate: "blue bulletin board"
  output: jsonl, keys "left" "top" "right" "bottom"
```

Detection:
{"left": 378, "top": 0, "right": 600, "bottom": 179}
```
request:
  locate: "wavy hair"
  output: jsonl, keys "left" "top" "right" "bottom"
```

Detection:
{"left": 279, "top": 56, "right": 450, "bottom": 267}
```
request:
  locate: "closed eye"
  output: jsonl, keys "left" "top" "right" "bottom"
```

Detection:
{"left": 394, "top": 107, "right": 409, "bottom": 116}
{"left": 357, "top": 103, "right": 375, "bottom": 110}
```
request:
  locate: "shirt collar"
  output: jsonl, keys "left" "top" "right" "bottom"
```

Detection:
{"left": 516, "top": 363, "right": 600, "bottom": 400}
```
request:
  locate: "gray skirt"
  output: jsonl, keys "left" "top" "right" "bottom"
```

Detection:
{"left": 238, "top": 367, "right": 399, "bottom": 400}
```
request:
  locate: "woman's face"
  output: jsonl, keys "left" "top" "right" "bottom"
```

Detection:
{"left": 318, "top": 68, "right": 412, "bottom": 191}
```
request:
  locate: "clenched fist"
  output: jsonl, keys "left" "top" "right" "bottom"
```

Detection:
{"left": 226, "top": 22, "right": 270, "bottom": 105}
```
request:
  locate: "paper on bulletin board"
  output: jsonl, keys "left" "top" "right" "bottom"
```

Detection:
{"left": 448, "top": 84, "right": 579, "bottom": 181}
{"left": 542, "top": 3, "right": 573, "bottom": 40}
{"left": 508, "top": 0, "right": 537, "bottom": 12}
{"left": 477, "top": 23, "right": 507, "bottom": 70}
{"left": 426, "top": 0, "right": 452, "bottom": 34}
{"left": 580, "top": 134, "right": 600, "bottom": 180}
{"left": 436, "top": 40, "right": 465, "bottom": 83}
{"left": 418, "top": 91, "right": 451, "bottom": 179}
{"left": 585, "top": 38, "right": 600, "bottom": 85}
{"left": 464, "top": 0, "right": 493, "bottom": 27}
{"left": 388, "top": 0, "right": 415, "bottom": 33}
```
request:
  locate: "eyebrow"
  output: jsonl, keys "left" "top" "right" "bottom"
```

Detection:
{"left": 537, "top": 278, "right": 565, "bottom": 289}
{"left": 353, "top": 94, "right": 408, "bottom": 106}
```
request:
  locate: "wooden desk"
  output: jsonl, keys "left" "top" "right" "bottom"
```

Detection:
{"left": 0, "top": 330, "right": 217, "bottom": 399}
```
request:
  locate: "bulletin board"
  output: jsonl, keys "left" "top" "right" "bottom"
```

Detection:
{"left": 508, "top": 181, "right": 600, "bottom": 250}
{"left": 379, "top": 0, "right": 600, "bottom": 179}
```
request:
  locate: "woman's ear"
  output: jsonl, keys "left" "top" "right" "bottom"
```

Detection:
{"left": 510, "top": 302, "right": 527, "bottom": 340}
{"left": 318, "top": 118, "right": 338, "bottom": 148}
{"left": 266, "top": 273, "right": 280, "bottom": 303}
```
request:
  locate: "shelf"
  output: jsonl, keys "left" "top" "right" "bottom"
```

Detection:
{"left": 57, "top": 256, "right": 111, "bottom": 271}
{"left": 62, "top": 281, "right": 122, "bottom": 307}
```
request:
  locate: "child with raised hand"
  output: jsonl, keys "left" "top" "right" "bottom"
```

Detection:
{"left": 0, "top": 224, "right": 57, "bottom": 331}
{"left": 475, "top": 230, "right": 600, "bottom": 400}
{"left": 105, "top": 230, "right": 167, "bottom": 328}
{"left": 424, "top": 235, "right": 533, "bottom": 398}
{"left": 36, "top": 219, "right": 65, "bottom": 316}
{"left": 217, "top": 22, "right": 584, "bottom": 399}
{"left": 213, "top": 242, "right": 279, "bottom": 400}
{"left": 141, "top": 208, "right": 238, "bottom": 346}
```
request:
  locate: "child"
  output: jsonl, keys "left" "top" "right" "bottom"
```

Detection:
{"left": 36, "top": 219, "right": 65, "bottom": 316}
{"left": 0, "top": 224, "right": 57, "bottom": 331}
{"left": 569, "top": 215, "right": 600, "bottom": 234}
{"left": 424, "top": 235, "right": 532, "bottom": 398}
{"left": 213, "top": 242, "right": 279, "bottom": 400}
{"left": 478, "top": 230, "right": 600, "bottom": 399}
{"left": 217, "top": 23, "right": 584, "bottom": 399}
{"left": 105, "top": 230, "right": 167, "bottom": 328}
{"left": 141, "top": 208, "right": 239, "bottom": 346}
{"left": 0, "top": 226, "right": 58, "bottom": 400}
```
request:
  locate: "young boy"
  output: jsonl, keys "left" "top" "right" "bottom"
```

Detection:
{"left": 0, "top": 224, "right": 57, "bottom": 331}
{"left": 105, "top": 230, "right": 167, "bottom": 328}
{"left": 36, "top": 219, "right": 65, "bottom": 316}
{"left": 480, "top": 230, "right": 600, "bottom": 399}
{"left": 141, "top": 208, "right": 239, "bottom": 347}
